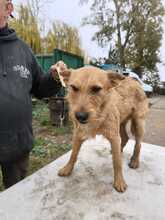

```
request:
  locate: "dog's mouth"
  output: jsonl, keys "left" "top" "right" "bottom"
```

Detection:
{"left": 78, "top": 120, "right": 88, "bottom": 124}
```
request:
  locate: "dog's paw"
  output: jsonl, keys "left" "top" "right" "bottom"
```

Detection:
{"left": 58, "top": 164, "right": 73, "bottom": 176}
{"left": 129, "top": 158, "right": 139, "bottom": 169}
{"left": 114, "top": 178, "right": 127, "bottom": 193}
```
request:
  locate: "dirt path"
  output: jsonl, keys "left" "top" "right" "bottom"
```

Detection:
{"left": 143, "top": 95, "right": 165, "bottom": 146}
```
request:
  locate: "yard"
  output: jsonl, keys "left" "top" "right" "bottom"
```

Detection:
{"left": 0, "top": 100, "right": 72, "bottom": 191}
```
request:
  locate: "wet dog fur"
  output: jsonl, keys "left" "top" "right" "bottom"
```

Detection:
{"left": 58, "top": 66, "right": 149, "bottom": 192}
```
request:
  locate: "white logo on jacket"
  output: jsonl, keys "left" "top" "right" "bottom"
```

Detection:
{"left": 13, "top": 65, "right": 30, "bottom": 79}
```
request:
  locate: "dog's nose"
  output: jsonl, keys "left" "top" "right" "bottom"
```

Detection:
{"left": 75, "top": 112, "right": 89, "bottom": 123}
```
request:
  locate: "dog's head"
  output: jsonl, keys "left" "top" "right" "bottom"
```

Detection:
{"left": 60, "top": 66, "right": 125, "bottom": 125}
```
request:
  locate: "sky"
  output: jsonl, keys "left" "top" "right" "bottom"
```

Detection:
{"left": 12, "top": 0, "right": 165, "bottom": 81}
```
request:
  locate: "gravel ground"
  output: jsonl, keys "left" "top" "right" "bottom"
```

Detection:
{"left": 143, "top": 95, "right": 165, "bottom": 146}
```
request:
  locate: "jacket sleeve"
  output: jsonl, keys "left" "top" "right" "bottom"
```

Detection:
{"left": 30, "top": 55, "right": 61, "bottom": 99}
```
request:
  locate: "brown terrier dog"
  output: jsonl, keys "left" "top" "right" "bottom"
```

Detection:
{"left": 58, "top": 66, "right": 149, "bottom": 192}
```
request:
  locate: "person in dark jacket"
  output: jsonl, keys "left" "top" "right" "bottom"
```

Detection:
{"left": 0, "top": 0, "right": 62, "bottom": 188}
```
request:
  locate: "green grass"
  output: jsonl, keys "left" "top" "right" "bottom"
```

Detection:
{"left": 31, "top": 100, "right": 72, "bottom": 173}
{"left": 29, "top": 137, "right": 72, "bottom": 175}
{"left": 0, "top": 100, "right": 72, "bottom": 191}
{"left": 32, "top": 100, "right": 50, "bottom": 125}
{"left": 29, "top": 134, "right": 71, "bottom": 174}
{"left": 32, "top": 100, "right": 72, "bottom": 134}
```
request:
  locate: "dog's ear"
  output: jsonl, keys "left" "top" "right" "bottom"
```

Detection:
{"left": 59, "top": 70, "right": 72, "bottom": 86}
{"left": 107, "top": 71, "right": 125, "bottom": 88}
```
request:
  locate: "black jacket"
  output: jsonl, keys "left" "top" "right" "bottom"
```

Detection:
{"left": 0, "top": 26, "right": 61, "bottom": 162}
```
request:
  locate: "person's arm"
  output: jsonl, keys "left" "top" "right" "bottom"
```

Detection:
{"left": 30, "top": 55, "right": 61, "bottom": 99}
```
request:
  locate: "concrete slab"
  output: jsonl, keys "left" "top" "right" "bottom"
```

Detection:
{"left": 0, "top": 137, "right": 165, "bottom": 220}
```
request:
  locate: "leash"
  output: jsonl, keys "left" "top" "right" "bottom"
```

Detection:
{"left": 55, "top": 61, "right": 67, "bottom": 126}
{"left": 60, "top": 97, "right": 66, "bottom": 126}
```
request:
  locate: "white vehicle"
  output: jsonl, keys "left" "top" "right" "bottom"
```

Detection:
{"left": 97, "top": 64, "right": 153, "bottom": 96}
{"left": 122, "top": 70, "right": 153, "bottom": 96}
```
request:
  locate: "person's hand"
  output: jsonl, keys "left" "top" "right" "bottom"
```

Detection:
{"left": 50, "top": 61, "right": 68, "bottom": 87}
{"left": 50, "top": 61, "right": 67, "bottom": 78}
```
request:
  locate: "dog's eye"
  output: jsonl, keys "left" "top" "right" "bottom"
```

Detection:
{"left": 91, "top": 86, "right": 102, "bottom": 94}
{"left": 70, "top": 85, "right": 79, "bottom": 92}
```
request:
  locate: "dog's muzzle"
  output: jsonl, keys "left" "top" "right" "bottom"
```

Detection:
{"left": 75, "top": 112, "right": 89, "bottom": 124}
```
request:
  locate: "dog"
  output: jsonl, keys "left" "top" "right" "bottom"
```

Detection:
{"left": 57, "top": 66, "right": 149, "bottom": 192}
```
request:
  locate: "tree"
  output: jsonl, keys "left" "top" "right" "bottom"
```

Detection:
{"left": 10, "top": 4, "right": 42, "bottom": 54}
{"left": 81, "top": 0, "right": 165, "bottom": 76}
{"left": 10, "top": 5, "right": 83, "bottom": 56}
{"left": 10, "top": 1, "right": 83, "bottom": 56}
{"left": 106, "top": 46, "right": 119, "bottom": 64}
{"left": 143, "top": 70, "right": 160, "bottom": 92}
{"left": 46, "top": 21, "right": 83, "bottom": 56}
{"left": 125, "top": 0, "right": 165, "bottom": 77}
{"left": 27, "top": 0, "right": 53, "bottom": 19}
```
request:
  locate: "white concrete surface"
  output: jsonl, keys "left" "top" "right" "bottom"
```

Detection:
{"left": 0, "top": 137, "right": 165, "bottom": 220}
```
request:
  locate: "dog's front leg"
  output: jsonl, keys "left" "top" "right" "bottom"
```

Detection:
{"left": 58, "top": 135, "right": 83, "bottom": 176}
{"left": 110, "top": 137, "right": 127, "bottom": 192}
